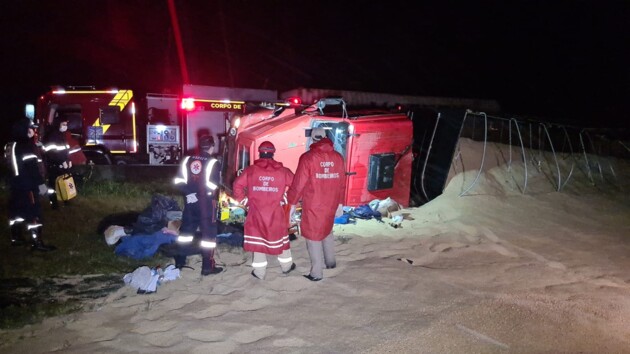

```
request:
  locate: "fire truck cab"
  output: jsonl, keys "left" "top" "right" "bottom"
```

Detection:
{"left": 35, "top": 86, "right": 145, "bottom": 165}
{"left": 33, "top": 85, "right": 280, "bottom": 166}
{"left": 223, "top": 98, "right": 414, "bottom": 207}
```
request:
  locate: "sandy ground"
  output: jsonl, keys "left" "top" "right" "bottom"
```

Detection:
{"left": 1, "top": 138, "right": 630, "bottom": 354}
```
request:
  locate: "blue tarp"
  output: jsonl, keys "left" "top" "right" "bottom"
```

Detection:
{"left": 115, "top": 231, "right": 177, "bottom": 260}
{"left": 115, "top": 232, "right": 244, "bottom": 260}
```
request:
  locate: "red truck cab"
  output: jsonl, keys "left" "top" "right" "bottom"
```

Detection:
{"left": 223, "top": 98, "right": 413, "bottom": 207}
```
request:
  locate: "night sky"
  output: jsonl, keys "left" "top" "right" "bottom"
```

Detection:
{"left": 2, "top": 0, "right": 629, "bottom": 140}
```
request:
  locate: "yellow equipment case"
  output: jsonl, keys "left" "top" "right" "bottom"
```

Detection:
{"left": 55, "top": 174, "right": 77, "bottom": 201}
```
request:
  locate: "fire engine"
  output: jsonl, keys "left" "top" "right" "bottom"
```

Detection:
{"left": 33, "top": 85, "right": 277, "bottom": 165}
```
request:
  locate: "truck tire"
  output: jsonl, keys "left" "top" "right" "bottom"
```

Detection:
{"left": 83, "top": 148, "right": 113, "bottom": 165}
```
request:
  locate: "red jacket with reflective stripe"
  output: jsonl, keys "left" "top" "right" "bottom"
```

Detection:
{"left": 233, "top": 158, "right": 294, "bottom": 255}
{"left": 287, "top": 138, "right": 346, "bottom": 241}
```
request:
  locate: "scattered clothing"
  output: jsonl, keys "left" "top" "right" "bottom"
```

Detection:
{"left": 104, "top": 225, "right": 128, "bottom": 246}
{"left": 334, "top": 213, "right": 354, "bottom": 224}
{"left": 123, "top": 264, "right": 180, "bottom": 294}
{"left": 351, "top": 204, "right": 382, "bottom": 221}
{"left": 132, "top": 194, "right": 181, "bottom": 235}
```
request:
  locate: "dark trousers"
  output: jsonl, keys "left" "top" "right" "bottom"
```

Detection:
{"left": 174, "top": 197, "right": 218, "bottom": 272}
{"left": 8, "top": 188, "right": 42, "bottom": 222}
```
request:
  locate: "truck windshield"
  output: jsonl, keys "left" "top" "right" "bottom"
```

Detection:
{"left": 238, "top": 144, "right": 250, "bottom": 172}
{"left": 311, "top": 121, "right": 349, "bottom": 159}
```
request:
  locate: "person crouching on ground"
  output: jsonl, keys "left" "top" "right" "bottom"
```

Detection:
{"left": 172, "top": 135, "right": 222, "bottom": 276}
{"left": 6, "top": 118, "right": 56, "bottom": 251}
{"left": 287, "top": 128, "right": 346, "bottom": 281}
{"left": 232, "top": 141, "right": 296, "bottom": 280}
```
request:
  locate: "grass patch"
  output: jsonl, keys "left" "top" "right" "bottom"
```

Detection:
{"left": 0, "top": 176, "right": 179, "bottom": 329}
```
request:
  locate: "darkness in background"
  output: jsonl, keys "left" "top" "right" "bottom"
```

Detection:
{"left": 1, "top": 1, "right": 629, "bottom": 146}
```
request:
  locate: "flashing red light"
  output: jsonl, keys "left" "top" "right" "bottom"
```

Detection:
{"left": 180, "top": 98, "right": 196, "bottom": 111}
{"left": 286, "top": 96, "right": 302, "bottom": 106}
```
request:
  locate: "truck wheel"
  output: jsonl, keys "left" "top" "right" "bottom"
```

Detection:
{"left": 83, "top": 150, "right": 113, "bottom": 165}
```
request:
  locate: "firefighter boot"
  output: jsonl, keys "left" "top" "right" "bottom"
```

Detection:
{"left": 30, "top": 227, "right": 57, "bottom": 252}
{"left": 9, "top": 223, "right": 26, "bottom": 247}
{"left": 174, "top": 255, "right": 187, "bottom": 269}
{"left": 201, "top": 250, "right": 223, "bottom": 276}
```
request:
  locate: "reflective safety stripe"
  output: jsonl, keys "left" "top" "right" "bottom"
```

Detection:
{"left": 27, "top": 223, "right": 43, "bottom": 230}
{"left": 200, "top": 240, "right": 216, "bottom": 249}
{"left": 22, "top": 154, "right": 38, "bottom": 161}
{"left": 251, "top": 261, "right": 268, "bottom": 268}
{"left": 69, "top": 148, "right": 81, "bottom": 154}
{"left": 243, "top": 235, "right": 290, "bottom": 248}
{"left": 43, "top": 144, "right": 70, "bottom": 152}
{"left": 281, "top": 193, "right": 288, "bottom": 206}
{"left": 278, "top": 256, "right": 293, "bottom": 264}
{"left": 177, "top": 235, "right": 194, "bottom": 243}
{"left": 205, "top": 159, "right": 218, "bottom": 191}
{"left": 9, "top": 217, "right": 25, "bottom": 226}
{"left": 9, "top": 142, "right": 18, "bottom": 176}
{"left": 47, "top": 189, "right": 55, "bottom": 194}
{"left": 173, "top": 156, "right": 190, "bottom": 185}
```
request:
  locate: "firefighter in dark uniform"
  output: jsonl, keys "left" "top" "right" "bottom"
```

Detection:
{"left": 172, "top": 135, "right": 223, "bottom": 275}
{"left": 42, "top": 116, "right": 72, "bottom": 209}
{"left": 6, "top": 118, "right": 56, "bottom": 251}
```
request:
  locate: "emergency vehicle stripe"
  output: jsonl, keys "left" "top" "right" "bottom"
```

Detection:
{"left": 252, "top": 261, "right": 268, "bottom": 268}
{"left": 109, "top": 90, "right": 133, "bottom": 111}
{"left": 205, "top": 159, "right": 218, "bottom": 190}
{"left": 174, "top": 156, "right": 190, "bottom": 185}
{"left": 200, "top": 240, "right": 216, "bottom": 249}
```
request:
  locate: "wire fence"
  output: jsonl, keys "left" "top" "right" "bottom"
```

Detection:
{"left": 454, "top": 111, "right": 628, "bottom": 196}
{"left": 415, "top": 110, "right": 629, "bottom": 203}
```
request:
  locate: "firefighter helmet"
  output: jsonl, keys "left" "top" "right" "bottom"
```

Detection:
{"left": 258, "top": 141, "right": 276, "bottom": 154}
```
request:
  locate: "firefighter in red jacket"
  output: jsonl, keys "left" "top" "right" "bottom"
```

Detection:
{"left": 172, "top": 135, "right": 222, "bottom": 276}
{"left": 6, "top": 118, "right": 56, "bottom": 251}
{"left": 287, "top": 128, "right": 346, "bottom": 281}
{"left": 233, "top": 141, "right": 296, "bottom": 280}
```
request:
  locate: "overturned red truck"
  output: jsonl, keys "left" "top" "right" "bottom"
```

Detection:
{"left": 221, "top": 97, "right": 414, "bottom": 208}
